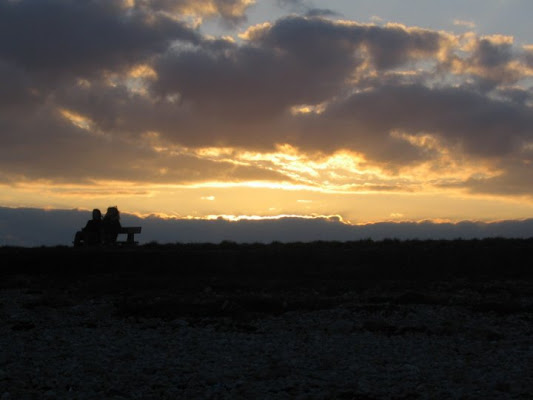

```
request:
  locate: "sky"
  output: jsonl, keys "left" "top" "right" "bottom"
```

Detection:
{"left": 1, "top": 0, "right": 533, "bottom": 245}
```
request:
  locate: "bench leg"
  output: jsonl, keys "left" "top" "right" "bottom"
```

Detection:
{"left": 127, "top": 232, "right": 135, "bottom": 244}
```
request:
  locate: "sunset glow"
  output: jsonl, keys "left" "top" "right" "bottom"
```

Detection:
{"left": 2, "top": 0, "right": 533, "bottom": 244}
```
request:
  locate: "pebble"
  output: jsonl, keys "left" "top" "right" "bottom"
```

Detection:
{"left": 2, "top": 286, "right": 532, "bottom": 399}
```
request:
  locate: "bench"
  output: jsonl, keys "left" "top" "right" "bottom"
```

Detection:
{"left": 116, "top": 226, "right": 142, "bottom": 245}
{"left": 74, "top": 226, "right": 142, "bottom": 247}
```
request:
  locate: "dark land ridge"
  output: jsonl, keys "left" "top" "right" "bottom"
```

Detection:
{"left": 3, "top": 237, "right": 533, "bottom": 277}
{"left": 2, "top": 238, "right": 533, "bottom": 320}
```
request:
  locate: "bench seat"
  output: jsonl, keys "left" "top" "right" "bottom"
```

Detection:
{"left": 117, "top": 226, "right": 142, "bottom": 245}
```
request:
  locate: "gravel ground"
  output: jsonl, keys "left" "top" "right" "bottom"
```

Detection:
{"left": 1, "top": 275, "right": 532, "bottom": 400}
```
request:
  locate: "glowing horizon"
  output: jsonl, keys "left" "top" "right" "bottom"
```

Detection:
{"left": 1, "top": 0, "right": 533, "bottom": 238}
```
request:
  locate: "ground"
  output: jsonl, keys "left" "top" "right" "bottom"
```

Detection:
{"left": 1, "top": 240, "right": 532, "bottom": 399}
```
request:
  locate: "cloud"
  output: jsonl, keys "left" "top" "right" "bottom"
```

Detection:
{"left": 0, "top": 60, "right": 38, "bottom": 109}
{"left": 135, "top": 0, "right": 254, "bottom": 25}
{"left": 1, "top": 4, "right": 533, "bottom": 201}
{"left": 152, "top": 17, "right": 448, "bottom": 127}
{"left": 317, "top": 83, "right": 533, "bottom": 160}
{"left": 0, "top": 0, "right": 199, "bottom": 83}
{"left": 0, "top": 106, "right": 287, "bottom": 185}
{"left": 453, "top": 19, "right": 476, "bottom": 29}
{"left": 275, "top": 0, "right": 338, "bottom": 18}
{"left": 451, "top": 34, "right": 523, "bottom": 85}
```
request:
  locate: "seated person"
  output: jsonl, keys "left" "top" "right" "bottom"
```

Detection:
{"left": 102, "top": 206, "right": 122, "bottom": 244}
{"left": 73, "top": 209, "right": 103, "bottom": 246}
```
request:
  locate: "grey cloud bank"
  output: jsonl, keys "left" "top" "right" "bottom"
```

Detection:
{"left": 1, "top": 207, "right": 532, "bottom": 247}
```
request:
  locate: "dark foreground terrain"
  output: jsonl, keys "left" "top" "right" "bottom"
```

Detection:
{"left": 1, "top": 239, "right": 532, "bottom": 399}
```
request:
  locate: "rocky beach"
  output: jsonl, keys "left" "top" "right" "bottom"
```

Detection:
{"left": 1, "top": 240, "right": 532, "bottom": 399}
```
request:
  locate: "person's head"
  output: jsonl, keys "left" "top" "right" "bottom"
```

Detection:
{"left": 92, "top": 209, "right": 102, "bottom": 220}
{"left": 105, "top": 206, "right": 120, "bottom": 220}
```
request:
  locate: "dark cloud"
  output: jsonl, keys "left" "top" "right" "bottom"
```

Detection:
{"left": 453, "top": 160, "right": 533, "bottom": 197}
{"left": 523, "top": 47, "right": 533, "bottom": 68}
{"left": 0, "top": 60, "right": 39, "bottom": 109}
{"left": 361, "top": 24, "right": 443, "bottom": 70}
{"left": 473, "top": 37, "right": 513, "bottom": 68}
{"left": 495, "top": 87, "right": 533, "bottom": 105}
{"left": 139, "top": 76, "right": 532, "bottom": 168}
{"left": 275, "top": 0, "right": 338, "bottom": 18}
{"left": 247, "top": 16, "right": 444, "bottom": 70}
{"left": 314, "top": 83, "right": 533, "bottom": 160}
{"left": 0, "top": 0, "right": 198, "bottom": 81}
{"left": 460, "top": 36, "right": 521, "bottom": 85}
{"left": 0, "top": 100, "right": 287, "bottom": 184}
{"left": 152, "top": 17, "right": 446, "bottom": 124}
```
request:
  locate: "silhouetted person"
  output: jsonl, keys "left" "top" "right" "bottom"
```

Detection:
{"left": 102, "top": 206, "right": 122, "bottom": 245}
{"left": 73, "top": 208, "right": 103, "bottom": 246}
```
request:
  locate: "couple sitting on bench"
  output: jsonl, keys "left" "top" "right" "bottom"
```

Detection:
{"left": 74, "top": 206, "right": 124, "bottom": 246}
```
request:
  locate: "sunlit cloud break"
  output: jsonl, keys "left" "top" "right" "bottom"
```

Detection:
{"left": 203, "top": 213, "right": 346, "bottom": 222}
